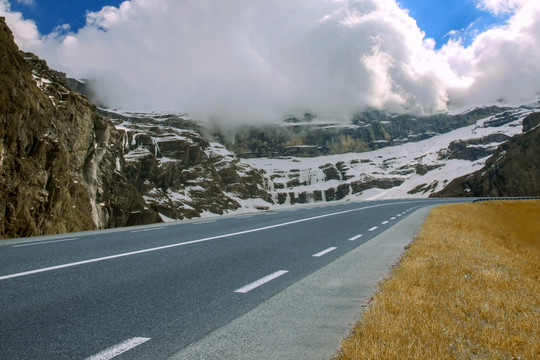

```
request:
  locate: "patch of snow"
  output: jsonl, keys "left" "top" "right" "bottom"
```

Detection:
{"left": 115, "top": 157, "right": 121, "bottom": 172}
{"left": 159, "top": 213, "right": 176, "bottom": 222}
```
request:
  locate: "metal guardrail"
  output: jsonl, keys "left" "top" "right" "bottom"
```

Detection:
{"left": 472, "top": 197, "right": 540, "bottom": 203}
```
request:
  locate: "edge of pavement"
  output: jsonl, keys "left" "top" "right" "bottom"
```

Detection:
{"left": 169, "top": 205, "right": 437, "bottom": 360}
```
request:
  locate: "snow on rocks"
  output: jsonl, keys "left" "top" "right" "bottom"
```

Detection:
{"left": 245, "top": 107, "right": 539, "bottom": 203}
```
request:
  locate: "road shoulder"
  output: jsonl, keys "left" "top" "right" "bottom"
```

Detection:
{"left": 169, "top": 206, "right": 436, "bottom": 360}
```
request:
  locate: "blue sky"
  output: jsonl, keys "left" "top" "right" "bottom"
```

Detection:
{"left": 400, "top": 0, "right": 508, "bottom": 46}
{"left": 10, "top": 0, "right": 508, "bottom": 47}
{"left": 9, "top": 0, "right": 124, "bottom": 34}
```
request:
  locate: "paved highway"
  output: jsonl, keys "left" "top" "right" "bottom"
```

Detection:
{"left": 0, "top": 198, "right": 464, "bottom": 359}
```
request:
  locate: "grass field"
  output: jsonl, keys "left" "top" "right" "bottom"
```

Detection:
{"left": 335, "top": 200, "right": 540, "bottom": 359}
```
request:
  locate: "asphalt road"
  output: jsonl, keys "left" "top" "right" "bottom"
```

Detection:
{"left": 0, "top": 198, "right": 465, "bottom": 359}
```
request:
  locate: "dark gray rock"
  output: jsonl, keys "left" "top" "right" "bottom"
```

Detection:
{"left": 522, "top": 112, "right": 540, "bottom": 133}
{"left": 433, "top": 123, "right": 540, "bottom": 197}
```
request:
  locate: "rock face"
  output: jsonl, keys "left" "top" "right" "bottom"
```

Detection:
{"left": 522, "top": 112, "right": 540, "bottom": 132}
{"left": 438, "top": 133, "right": 511, "bottom": 161}
{"left": 104, "top": 111, "right": 273, "bottom": 219}
{"left": 0, "top": 18, "right": 161, "bottom": 238}
{"left": 212, "top": 107, "right": 508, "bottom": 158}
{"left": 433, "top": 114, "right": 540, "bottom": 197}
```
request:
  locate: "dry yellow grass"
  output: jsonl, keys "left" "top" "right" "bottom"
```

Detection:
{"left": 335, "top": 200, "right": 540, "bottom": 360}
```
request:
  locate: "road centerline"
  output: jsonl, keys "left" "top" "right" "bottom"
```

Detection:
{"left": 368, "top": 226, "right": 378, "bottom": 231}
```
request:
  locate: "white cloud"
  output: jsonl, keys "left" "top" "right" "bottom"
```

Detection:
{"left": 1, "top": 0, "right": 540, "bottom": 124}
{"left": 444, "top": 0, "right": 540, "bottom": 107}
{"left": 85, "top": 1, "right": 133, "bottom": 30}
{"left": 0, "top": 0, "right": 40, "bottom": 49}
{"left": 475, "top": 0, "right": 525, "bottom": 15}
{"left": 16, "top": 0, "right": 34, "bottom": 6}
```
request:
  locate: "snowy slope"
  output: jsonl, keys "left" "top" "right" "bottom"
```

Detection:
{"left": 244, "top": 107, "right": 538, "bottom": 204}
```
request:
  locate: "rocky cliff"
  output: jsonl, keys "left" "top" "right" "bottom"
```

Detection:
{"left": 102, "top": 110, "right": 273, "bottom": 220}
{"left": 0, "top": 18, "right": 164, "bottom": 238}
{"left": 433, "top": 112, "right": 540, "bottom": 197}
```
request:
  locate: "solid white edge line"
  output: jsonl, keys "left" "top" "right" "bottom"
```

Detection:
{"left": 192, "top": 220, "right": 216, "bottom": 225}
{"left": 368, "top": 226, "right": 378, "bottom": 231}
{"left": 1, "top": 201, "right": 425, "bottom": 281}
{"left": 312, "top": 247, "right": 338, "bottom": 258}
{"left": 85, "top": 337, "right": 151, "bottom": 360}
{"left": 129, "top": 227, "right": 166, "bottom": 233}
{"left": 348, "top": 234, "right": 363, "bottom": 241}
{"left": 234, "top": 270, "right": 289, "bottom": 294}
{"left": 11, "top": 238, "right": 79, "bottom": 248}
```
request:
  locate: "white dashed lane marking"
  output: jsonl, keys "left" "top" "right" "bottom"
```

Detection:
{"left": 312, "top": 247, "right": 338, "bottom": 258}
{"left": 234, "top": 270, "right": 289, "bottom": 294}
{"left": 85, "top": 337, "right": 151, "bottom": 360}
{"left": 348, "top": 234, "right": 363, "bottom": 241}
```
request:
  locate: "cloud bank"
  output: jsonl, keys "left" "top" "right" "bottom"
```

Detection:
{"left": 2, "top": 0, "right": 540, "bottom": 124}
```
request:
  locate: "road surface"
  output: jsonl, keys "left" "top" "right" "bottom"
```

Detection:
{"left": 0, "top": 198, "right": 464, "bottom": 359}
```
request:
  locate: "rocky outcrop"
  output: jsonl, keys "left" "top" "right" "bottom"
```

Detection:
{"left": 103, "top": 111, "right": 274, "bottom": 220}
{"left": 0, "top": 18, "right": 160, "bottom": 238}
{"left": 522, "top": 112, "right": 540, "bottom": 132}
{"left": 438, "top": 133, "right": 511, "bottom": 161}
{"left": 433, "top": 114, "right": 540, "bottom": 197}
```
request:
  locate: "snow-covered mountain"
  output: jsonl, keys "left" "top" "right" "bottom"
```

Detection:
{"left": 107, "top": 104, "right": 539, "bottom": 217}
{"left": 242, "top": 107, "right": 539, "bottom": 204}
